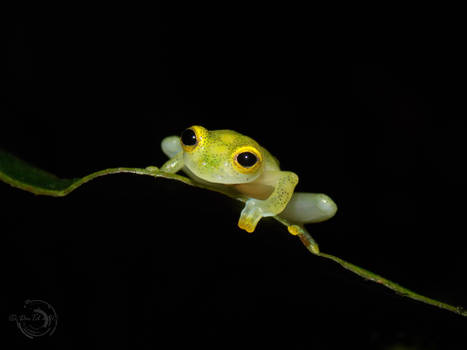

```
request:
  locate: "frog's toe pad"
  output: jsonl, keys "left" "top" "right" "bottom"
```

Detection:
{"left": 238, "top": 206, "right": 263, "bottom": 233}
{"left": 287, "top": 225, "right": 302, "bottom": 236}
{"left": 145, "top": 166, "right": 159, "bottom": 173}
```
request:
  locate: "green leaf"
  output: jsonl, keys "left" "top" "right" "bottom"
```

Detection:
{"left": 0, "top": 149, "right": 195, "bottom": 197}
{"left": 1, "top": 148, "right": 466, "bottom": 317}
{"left": 0, "top": 149, "right": 75, "bottom": 195}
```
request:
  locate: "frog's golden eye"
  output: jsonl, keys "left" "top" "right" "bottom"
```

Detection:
{"left": 237, "top": 152, "right": 257, "bottom": 167}
{"left": 233, "top": 146, "right": 262, "bottom": 174}
{"left": 180, "top": 126, "right": 206, "bottom": 152}
{"left": 181, "top": 128, "right": 197, "bottom": 147}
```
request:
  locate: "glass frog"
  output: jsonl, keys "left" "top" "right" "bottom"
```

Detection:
{"left": 160, "top": 125, "right": 337, "bottom": 233}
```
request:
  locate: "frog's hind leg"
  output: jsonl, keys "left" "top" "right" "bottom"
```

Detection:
{"left": 279, "top": 192, "right": 337, "bottom": 224}
{"left": 161, "top": 136, "right": 182, "bottom": 158}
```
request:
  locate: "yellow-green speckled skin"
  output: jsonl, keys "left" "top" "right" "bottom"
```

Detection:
{"left": 183, "top": 129, "right": 276, "bottom": 184}
{"left": 161, "top": 126, "right": 337, "bottom": 233}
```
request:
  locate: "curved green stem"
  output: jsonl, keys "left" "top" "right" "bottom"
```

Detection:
{"left": 1, "top": 149, "right": 465, "bottom": 317}
{"left": 290, "top": 225, "right": 466, "bottom": 317}
{"left": 317, "top": 251, "right": 466, "bottom": 316}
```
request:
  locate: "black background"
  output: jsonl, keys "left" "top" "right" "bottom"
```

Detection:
{"left": 3, "top": 6, "right": 467, "bottom": 350}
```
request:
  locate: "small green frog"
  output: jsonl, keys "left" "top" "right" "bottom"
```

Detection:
{"left": 161, "top": 126, "right": 337, "bottom": 233}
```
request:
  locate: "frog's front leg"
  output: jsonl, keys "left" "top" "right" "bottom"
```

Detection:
{"left": 238, "top": 171, "right": 298, "bottom": 233}
{"left": 159, "top": 135, "right": 185, "bottom": 173}
{"left": 160, "top": 151, "right": 184, "bottom": 173}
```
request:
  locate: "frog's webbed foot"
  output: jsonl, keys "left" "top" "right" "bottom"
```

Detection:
{"left": 238, "top": 199, "right": 265, "bottom": 233}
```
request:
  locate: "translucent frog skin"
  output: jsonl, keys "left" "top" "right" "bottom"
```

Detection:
{"left": 161, "top": 125, "right": 337, "bottom": 233}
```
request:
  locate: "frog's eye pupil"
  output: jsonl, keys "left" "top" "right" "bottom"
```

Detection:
{"left": 236, "top": 152, "right": 257, "bottom": 167}
{"left": 181, "top": 129, "right": 197, "bottom": 146}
